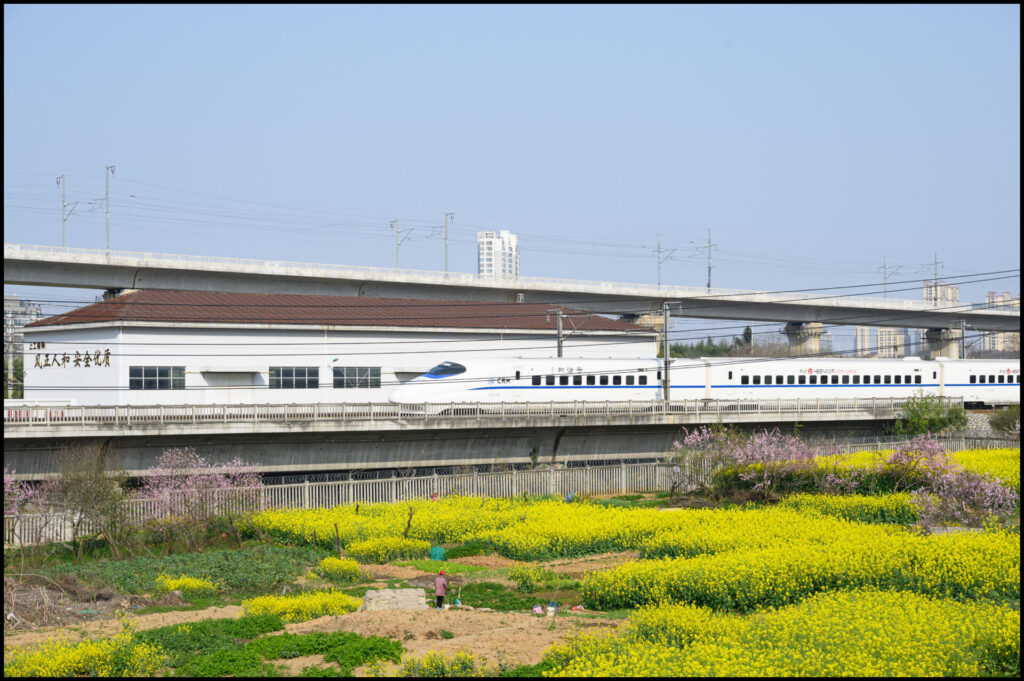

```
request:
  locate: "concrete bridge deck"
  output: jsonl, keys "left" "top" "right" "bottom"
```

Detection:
{"left": 6, "top": 243, "right": 1019, "bottom": 330}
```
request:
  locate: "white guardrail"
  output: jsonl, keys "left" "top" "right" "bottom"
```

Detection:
{"left": 2, "top": 397, "right": 956, "bottom": 427}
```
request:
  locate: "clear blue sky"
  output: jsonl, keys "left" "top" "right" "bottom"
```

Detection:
{"left": 4, "top": 5, "right": 1020, "bottom": 348}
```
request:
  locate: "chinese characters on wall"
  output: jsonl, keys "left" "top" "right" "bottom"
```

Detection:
{"left": 34, "top": 349, "right": 112, "bottom": 369}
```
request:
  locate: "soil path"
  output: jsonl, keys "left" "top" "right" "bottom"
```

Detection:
{"left": 540, "top": 551, "right": 639, "bottom": 578}
{"left": 3, "top": 605, "right": 245, "bottom": 649}
{"left": 284, "top": 608, "right": 625, "bottom": 675}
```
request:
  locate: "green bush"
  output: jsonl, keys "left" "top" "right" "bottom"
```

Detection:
{"left": 893, "top": 392, "right": 969, "bottom": 435}
{"left": 989, "top": 406, "right": 1020, "bottom": 437}
{"left": 444, "top": 540, "right": 489, "bottom": 559}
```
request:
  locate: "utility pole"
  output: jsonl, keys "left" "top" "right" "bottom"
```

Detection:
{"left": 104, "top": 165, "right": 115, "bottom": 254}
{"left": 877, "top": 256, "right": 902, "bottom": 299}
{"left": 959, "top": 320, "right": 966, "bottom": 359}
{"left": 920, "top": 252, "right": 945, "bottom": 307}
{"left": 548, "top": 308, "right": 564, "bottom": 357}
{"left": 652, "top": 234, "right": 677, "bottom": 287}
{"left": 389, "top": 220, "right": 413, "bottom": 268}
{"left": 662, "top": 302, "right": 672, "bottom": 401}
{"left": 56, "top": 175, "right": 78, "bottom": 248}
{"left": 699, "top": 229, "right": 718, "bottom": 291}
{"left": 443, "top": 212, "right": 454, "bottom": 276}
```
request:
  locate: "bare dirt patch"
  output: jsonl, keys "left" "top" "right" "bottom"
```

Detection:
{"left": 284, "top": 608, "right": 625, "bottom": 675}
{"left": 445, "top": 554, "right": 516, "bottom": 569}
{"left": 540, "top": 551, "right": 639, "bottom": 579}
{"left": 3, "top": 604, "right": 245, "bottom": 649}
{"left": 4, "top": 575, "right": 155, "bottom": 634}
{"left": 362, "top": 563, "right": 431, "bottom": 580}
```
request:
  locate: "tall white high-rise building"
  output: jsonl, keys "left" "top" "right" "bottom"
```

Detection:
{"left": 923, "top": 280, "right": 959, "bottom": 307}
{"left": 853, "top": 326, "right": 873, "bottom": 357}
{"left": 477, "top": 230, "right": 519, "bottom": 277}
{"left": 877, "top": 327, "right": 905, "bottom": 358}
{"left": 981, "top": 291, "right": 1020, "bottom": 353}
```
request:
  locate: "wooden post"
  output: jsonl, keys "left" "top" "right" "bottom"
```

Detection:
{"left": 334, "top": 522, "right": 341, "bottom": 556}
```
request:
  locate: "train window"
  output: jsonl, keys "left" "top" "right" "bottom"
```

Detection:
{"left": 333, "top": 367, "right": 379, "bottom": 389}
{"left": 831, "top": 376, "right": 839, "bottom": 384}
{"left": 586, "top": 375, "right": 595, "bottom": 385}
{"left": 764, "top": 375, "right": 772, "bottom": 385}
{"left": 545, "top": 375, "right": 555, "bottom": 386}
{"left": 914, "top": 375, "right": 921, "bottom": 384}
{"left": 639, "top": 375, "right": 647, "bottom": 385}
{"left": 787, "top": 375, "right": 795, "bottom": 385}
{"left": 842, "top": 376, "right": 850, "bottom": 385}
{"left": 894, "top": 376, "right": 901, "bottom": 384}
{"left": 425, "top": 362, "right": 466, "bottom": 378}
{"left": 559, "top": 376, "right": 569, "bottom": 386}
{"left": 515, "top": 371, "right": 520, "bottom": 380}
{"left": 874, "top": 376, "right": 881, "bottom": 384}
{"left": 998, "top": 375, "right": 1005, "bottom": 383}
{"left": 932, "top": 372, "right": 936, "bottom": 379}
{"left": 853, "top": 376, "right": 860, "bottom": 384}
{"left": 600, "top": 375, "right": 608, "bottom": 385}
{"left": 776, "top": 375, "right": 784, "bottom": 385}
{"left": 979, "top": 375, "right": 986, "bottom": 383}
{"left": 532, "top": 375, "right": 541, "bottom": 386}
{"left": 573, "top": 375, "right": 582, "bottom": 385}
{"left": 657, "top": 371, "right": 662, "bottom": 380}
{"left": 989, "top": 375, "right": 995, "bottom": 383}
{"left": 613, "top": 375, "right": 622, "bottom": 385}
{"left": 884, "top": 375, "right": 891, "bottom": 383}
{"left": 969, "top": 375, "right": 976, "bottom": 384}
{"left": 798, "top": 375, "right": 806, "bottom": 384}
{"left": 728, "top": 371, "right": 733, "bottom": 379}
{"left": 753, "top": 376, "right": 762, "bottom": 385}
{"left": 809, "top": 375, "right": 817, "bottom": 385}
{"left": 905, "top": 375, "right": 911, "bottom": 384}
{"left": 626, "top": 375, "right": 635, "bottom": 385}
{"left": 741, "top": 376, "right": 750, "bottom": 385}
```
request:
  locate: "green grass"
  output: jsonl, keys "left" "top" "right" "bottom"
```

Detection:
{"left": 443, "top": 540, "right": 490, "bottom": 559}
{"left": 136, "top": 616, "right": 402, "bottom": 677}
{"left": 42, "top": 545, "right": 327, "bottom": 595}
{"left": 394, "top": 559, "right": 489, "bottom": 575}
{"left": 458, "top": 582, "right": 546, "bottom": 611}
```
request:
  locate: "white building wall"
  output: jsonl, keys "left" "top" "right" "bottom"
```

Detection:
{"left": 23, "top": 323, "right": 655, "bottom": 406}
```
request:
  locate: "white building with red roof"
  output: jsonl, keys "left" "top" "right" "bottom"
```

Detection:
{"left": 21, "top": 290, "right": 656, "bottom": 405}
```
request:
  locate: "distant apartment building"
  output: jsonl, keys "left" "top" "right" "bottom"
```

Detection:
{"left": 477, "top": 230, "right": 520, "bottom": 277}
{"left": 5, "top": 294, "right": 45, "bottom": 354}
{"left": 904, "top": 328, "right": 921, "bottom": 358}
{"left": 853, "top": 326, "right": 873, "bottom": 357}
{"left": 877, "top": 327, "right": 905, "bottom": 358}
{"left": 923, "top": 280, "right": 960, "bottom": 307}
{"left": 981, "top": 291, "right": 1020, "bottom": 353}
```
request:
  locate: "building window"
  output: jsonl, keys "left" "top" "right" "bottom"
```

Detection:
{"left": 333, "top": 367, "right": 380, "bottom": 389}
{"left": 270, "top": 366, "right": 319, "bottom": 389}
{"left": 129, "top": 366, "right": 184, "bottom": 390}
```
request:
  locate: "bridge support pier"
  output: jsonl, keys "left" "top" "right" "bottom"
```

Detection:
{"left": 924, "top": 328, "right": 961, "bottom": 359}
{"left": 784, "top": 322, "right": 824, "bottom": 356}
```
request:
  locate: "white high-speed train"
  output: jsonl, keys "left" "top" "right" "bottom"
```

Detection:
{"left": 389, "top": 357, "right": 1020, "bottom": 407}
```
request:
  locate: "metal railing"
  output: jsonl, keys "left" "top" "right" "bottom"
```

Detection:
{"left": 3, "top": 397, "right": 947, "bottom": 428}
{"left": 10, "top": 242, "right": 1003, "bottom": 311}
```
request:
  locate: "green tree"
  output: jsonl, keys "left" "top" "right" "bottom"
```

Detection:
{"left": 892, "top": 391, "right": 969, "bottom": 436}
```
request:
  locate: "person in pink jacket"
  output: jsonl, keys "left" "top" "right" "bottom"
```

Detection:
{"left": 434, "top": 570, "right": 448, "bottom": 609}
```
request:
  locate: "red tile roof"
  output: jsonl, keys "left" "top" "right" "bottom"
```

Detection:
{"left": 27, "top": 289, "right": 652, "bottom": 333}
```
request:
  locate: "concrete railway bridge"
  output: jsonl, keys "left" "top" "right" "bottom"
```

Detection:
{"left": 4, "top": 397, "right": 943, "bottom": 479}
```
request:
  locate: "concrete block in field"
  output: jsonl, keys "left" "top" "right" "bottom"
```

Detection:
{"left": 357, "top": 588, "right": 429, "bottom": 612}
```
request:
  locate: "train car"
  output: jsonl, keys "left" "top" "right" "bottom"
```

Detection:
{"left": 389, "top": 357, "right": 1020, "bottom": 407}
